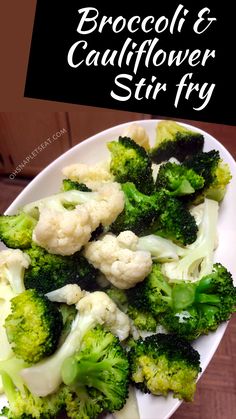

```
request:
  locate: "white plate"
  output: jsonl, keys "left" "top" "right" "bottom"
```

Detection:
{"left": 1, "top": 120, "right": 236, "bottom": 419}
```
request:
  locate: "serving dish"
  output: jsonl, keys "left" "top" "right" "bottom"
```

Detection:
{"left": 0, "top": 119, "right": 235, "bottom": 419}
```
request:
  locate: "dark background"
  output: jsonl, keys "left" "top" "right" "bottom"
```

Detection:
{"left": 24, "top": 0, "right": 235, "bottom": 125}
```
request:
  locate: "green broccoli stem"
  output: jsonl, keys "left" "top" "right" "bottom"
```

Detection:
{"left": 122, "top": 182, "right": 145, "bottom": 204}
{"left": 62, "top": 357, "right": 111, "bottom": 387}
{"left": 0, "top": 372, "right": 16, "bottom": 406}
{"left": 199, "top": 304, "right": 219, "bottom": 315}
{"left": 172, "top": 284, "right": 196, "bottom": 310}
{"left": 172, "top": 283, "right": 221, "bottom": 310}
{"left": 155, "top": 278, "right": 172, "bottom": 306}
{"left": 172, "top": 179, "right": 195, "bottom": 195}
{"left": 196, "top": 276, "right": 216, "bottom": 293}
{"left": 195, "top": 293, "right": 221, "bottom": 304}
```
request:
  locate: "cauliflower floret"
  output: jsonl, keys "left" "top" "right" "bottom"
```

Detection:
{"left": 62, "top": 160, "right": 114, "bottom": 190}
{"left": 0, "top": 249, "right": 30, "bottom": 293}
{"left": 122, "top": 124, "right": 150, "bottom": 150}
{"left": 46, "top": 284, "right": 87, "bottom": 305}
{"left": 32, "top": 182, "right": 124, "bottom": 256}
{"left": 87, "top": 182, "right": 125, "bottom": 226}
{"left": 33, "top": 206, "right": 95, "bottom": 256}
{"left": 77, "top": 291, "right": 130, "bottom": 340}
{"left": 84, "top": 232, "right": 152, "bottom": 289}
{"left": 117, "top": 230, "right": 139, "bottom": 250}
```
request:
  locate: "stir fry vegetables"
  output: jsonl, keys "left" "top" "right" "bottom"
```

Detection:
{"left": 0, "top": 120, "right": 234, "bottom": 419}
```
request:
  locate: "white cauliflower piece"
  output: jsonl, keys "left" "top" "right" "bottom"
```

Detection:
{"left": 122, "top": 124, "right": 150, "bottom": 150}
{"left": 33, "top": 206, "right": 95, "bottom": 256}
{"left": 46, "top": 284, "right": 87, "bottom": 305}
{"left": 77, "top": 291, "right": 130, "bottom": 341}
{"left": 84, "top": 232, "right": 152, "bottom": 289}
{"left": 62, "top": 160, "right": 114, "bottom": 190}
{"left": 86, "top": 182, "right": 125, "bottom": 227}
{"left": 0, "top": 249, "right": 30, "bottom": 293}
{"left": 32, "top": 182, "right": 124, "bottom": 256}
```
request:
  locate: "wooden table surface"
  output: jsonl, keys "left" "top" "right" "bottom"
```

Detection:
{"left": 0, "top": 118, "right": 235, "bottom": 419}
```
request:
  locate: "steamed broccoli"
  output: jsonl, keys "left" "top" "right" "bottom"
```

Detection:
{"left": 0, "top": 211, "right": 37, "bottom": 249}
{"left": 5, "top": 289, "right": 63, "bottom": 363}
{"left": 127, "top": 263, "right": 172, "bottom": 318}
{"left": 62, "top": 178, "right": 92, "bottom": 192}
{"left": 24, "top": 245, "right": 98, "bottom": 294}
{"left": 162, "top": 198, "right": 218, "bottom": 281}
{"left": 161, "top": 263, "right": 236, "bottom": 340}
{"left": 110, "top": 182, "right": 197, "bottom": 244}
{"left": 127, "top": 306, "right": 158, "bottom": 332}
{"left": 61, "top": 326, "right": 130, "bottom": 415}
{"left": 155, "top": 162, "right": 205, "bottom": 196}
{"left": 110, "top": 182, "right": 158, "bottom": 235}
{"left": 152, "top": 190, "right": 198, "bottom": 245}
{"left": 20, "top": 291, "right": 130, "bottom": 397}
{"left": 107, "top": 136, "right": 155, "bottom": 194}
{"left": 184, "top": 150, "right": 232, "bottom": 203}
{"left": 0, "top": 356, "right": 65, "bottom": 418}
{"left": 129, "top": 333, "right": 201, "bottom": 401}
{"left": 62, "top": 385, "right": 104, "bottom": 419}
{"left": 129, "top": 261, "right": 235, "bottom": 341}
{"left": 150, "top": 120, "right": 204, "bottom": 163}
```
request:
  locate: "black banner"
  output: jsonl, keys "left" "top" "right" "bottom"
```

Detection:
{"left": 25, "top": 1, "right": 235, "bottom": 125}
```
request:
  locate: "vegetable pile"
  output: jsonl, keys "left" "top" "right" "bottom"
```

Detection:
{"left": 0, "top": 120, "right": 235, "bottom": 419}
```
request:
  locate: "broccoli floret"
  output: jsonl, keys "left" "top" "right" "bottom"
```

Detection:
{"left": 111, "top": 184, "right": 197, "bottom": 246}
{"left": 127, "top": 306, "right": 158, "bottom": 332}
{"left": 107, "top": 136, "right": 155, "bottom": 194}
{"left": 127, "top": 263, "right": 172, "bottom": 317}
{"left": 5, "top": 289, "right": 63, "bottom": 363}
{"left": 150, "top": 120, "right": 204, "bottom": 163}
{"left": 106, "top": 287, "right": 128, "bottom": 311}
{"left": 62, "top": 178, "right": 92, "bottom": 192}
{"left": 61, "top": 326, "right": 130, "bottom": 415}
{"left": 160, "top": 263, "right": 236, "bottom": 340}
{"left": 162, "top": 198, "right": 218, "bottom": 281}
{"left": 129, "top": 333, "right": 201, "bottom": 401}
{"left": 24, "top": 245, "right": 98, "bottom": 294}
{"left": 20, "top": 291, "right": 130, "bottom": 397}
{"left": 0, "top": 357, "right": 65, "bottom": 418}
{"left": 155, "top": 162, "right": 205, "bottom": 196}
{"left": 62, "top": 385, "right": 104, "bottom": 419}
{"left": 184, "top": 150, "right": 232, "bottom": 203}
{"left": 110, "top": 182, "right": 158, "bottom": 235}
{"left": 107, "top": 286, "right": 157, "bottom": 332}
{"left": 0, "top": 212, "right": 37, "bottom": 249}
{"left": 153, "top": 190, "right": 198, "bottom": 245}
